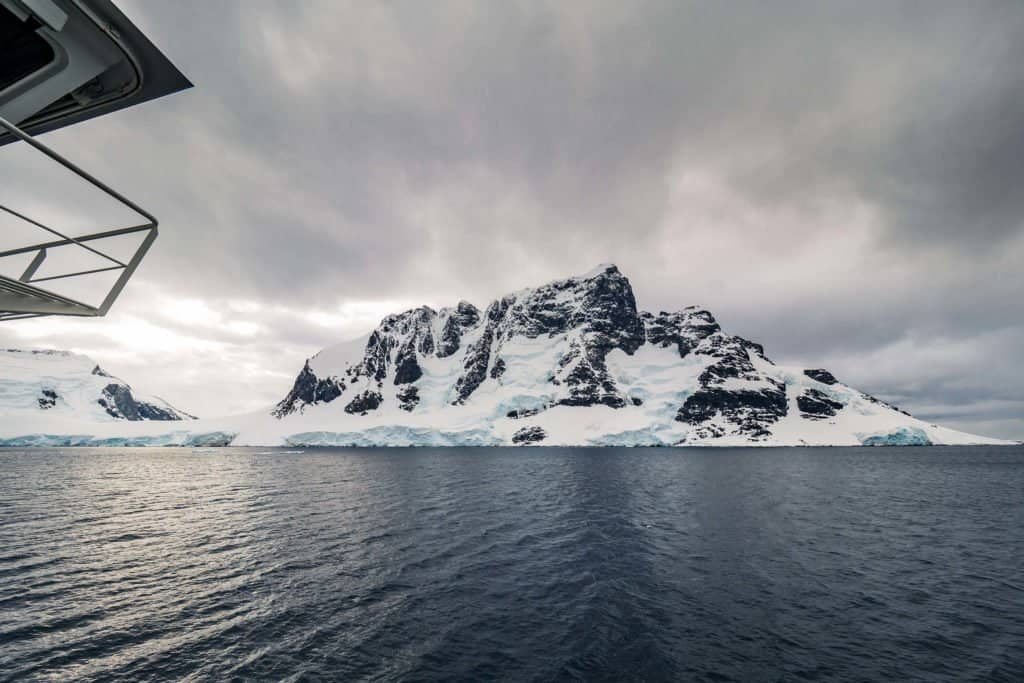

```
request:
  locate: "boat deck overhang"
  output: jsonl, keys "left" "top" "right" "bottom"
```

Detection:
{"left": 0, "top": 0, "right": 189, "bottom": 320}
{"left": 0, "top": 114, "right": 158, "bottom": 321}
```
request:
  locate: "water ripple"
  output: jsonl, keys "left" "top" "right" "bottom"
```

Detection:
{"left": 1, "top": 446, "right": 1023, "bottom": 681}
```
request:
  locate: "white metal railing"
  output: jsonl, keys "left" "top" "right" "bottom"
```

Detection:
{"left": 0, "top": 114, "right": 157, "bottom": 320}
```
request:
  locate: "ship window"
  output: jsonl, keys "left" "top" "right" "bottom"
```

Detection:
{"left": 0, "top": 5, "right": 56, "bottom": 92}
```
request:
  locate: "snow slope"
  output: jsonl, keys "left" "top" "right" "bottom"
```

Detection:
{"left": 0, "top": 349, "right": 194, "bottom": 424}
{"left": 0, "top": 266, "right": 1014, "bottom": 447}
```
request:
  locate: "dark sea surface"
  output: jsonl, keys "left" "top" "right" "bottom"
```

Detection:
{"left": 1, "top": 446, "right": 1022, "bottom": 682}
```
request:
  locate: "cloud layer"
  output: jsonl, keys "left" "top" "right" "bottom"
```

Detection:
{"left": 1, "top": 1, "right": 1021, "bottom": 437}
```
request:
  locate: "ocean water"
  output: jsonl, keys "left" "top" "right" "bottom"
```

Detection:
{"left": 1, "top": 446, "right": 1022, "bottom": 682}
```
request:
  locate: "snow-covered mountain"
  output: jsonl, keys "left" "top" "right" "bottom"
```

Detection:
{"left": 0, "top": 265, "right": 1012, "bottom": 447}
{"left": 0, "top": 349, "right": 194, "bottom": 423}
{"left": 261, "top": 264, "right": 1006, "bottom": 447}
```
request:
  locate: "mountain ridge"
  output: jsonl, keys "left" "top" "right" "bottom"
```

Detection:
{"left": 261, "top": 264, "right": 1002, "bottom": 447}
{"left": 0, "top": 265, "right": 1012, "bottom": 447}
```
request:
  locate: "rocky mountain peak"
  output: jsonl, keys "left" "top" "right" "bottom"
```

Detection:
{"left": 269, "top": 264, "right": 935, "bottom": 445}
{"left": 483, "top": 262, "right": 642, "bottom": 346}
{"left": 275, "top": 264, "right": 652, "bottom": 416}
{"left": 436, "top": 301, "right": 481, "bottom": 358}
{"left": 449, "top": 264, "right": 645, "bottom": 406}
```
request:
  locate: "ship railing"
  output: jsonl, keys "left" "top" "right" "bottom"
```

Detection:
{"left": 0, "top": 115, "right": 157, "bottom": 321}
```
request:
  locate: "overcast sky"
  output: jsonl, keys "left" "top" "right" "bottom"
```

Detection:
{"left": 1, "top": 1, "right": 1022, "bottom": 438}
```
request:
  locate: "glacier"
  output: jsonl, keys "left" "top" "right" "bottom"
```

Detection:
{"left": 0, "top": 431, "right": 236, "bottom": 448}
{"left": 858, "top": 427, "right": 932, "bottom": 447}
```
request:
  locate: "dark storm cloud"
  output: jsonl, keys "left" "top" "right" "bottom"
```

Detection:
{"left": 1, "top": 1, "right": 1021, "bottom": 436}
{"left": 720, "top": 4, "right": 1024, "bottom": 250}
{"left": 57, "top": 0, "right": 1024, "bottom": 295}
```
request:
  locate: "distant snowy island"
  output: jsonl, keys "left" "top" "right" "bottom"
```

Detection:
{"left": 0, "top": 265, "right": 1013, "bottom": 447}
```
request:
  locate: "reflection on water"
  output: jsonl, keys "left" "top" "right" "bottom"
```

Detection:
{"left": 1, "top": 446, "right": 1023, "bottom": 680}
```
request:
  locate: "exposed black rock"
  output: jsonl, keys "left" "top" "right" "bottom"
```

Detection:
{"left": 355, "top": 307, "right": 438, "bottom": 384}
{"left": 276, "top": 265, "right": 663, "bottom": 415}
{"left": 633, "top": 309, "right": 766, "bottom": 424}
{"left": 382, "top": 307, "right": 437, "bottom": 354}
{"left": 449, "top": 265, "right": 646, "bottom": 407}
{"left": 641, "top": 308, "right": 721, "bottom": 357}
{"left": 507, "top": 407, "right": 545, "bottom": 419}
{"left": 363, "top": 330, "right": 395, "bottom": 383}
{"left": 276, "top": 306, "right": 446, "bottom": 415}
{"left": 573, "top": 266, "right": 645, "bottom": 353}
{"left": 804, "top": 368, "right": 839, "bottom": 385}
{"left": 670, "top": 326, "right": 790, "bottom": 438}
{"left": 393, "top": 342, "right": 423, "bottom": 385}
{"left": 694, "top": 334, "right": 765, "bottom": 387}
{"left": 554, "top": 341, "right": 626, "bottom": 408}
{"left": 344, "top": 390, "right": 382, "bottom": 415}
{"left": 397, "top": 385, "right": 419, "bottom": 412}
{"left": 676, "top": 380, "right": 788, "bottom": 438}
{"left": 436, "top": 301, "right": 481, "bottom": 358}
{"left": 512, "top": 426, "right": 547, "bottom": 444}
{"left": 685, "top": 423, "right": 726, "bottom": 440}
{"left": 38, "top": 388, "right": 57, "bottom": 409}
{"left": 453, "top": 320, "right": 496, "bottom": 404}
{"left": 316, "top": 380, "right": 344, "bottom": 404}
{"left": 98, "top": 383, "right": 184, "bottom": 421}
{"left": 797, "top": 389, "right": 845, "bottom": 419}
{"left": 274, "top": 361, "right": 345, "bottom": 417}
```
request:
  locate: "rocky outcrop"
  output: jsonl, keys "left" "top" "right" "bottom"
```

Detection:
{"left": 513, "top": 426, "right": 547, "bottom": 444}
{"left": 273, "top": 361, "right": 345, "bottom": 417}
{"left": 344, "top": 390, "right": 382, "bottom": 415}
{"left": 670, "top": 328, "right": 790, "bottom": 440}
{"left": 436, "top": 301, "right": 480, "bottom": 358}
{"left": 454, "top": 264, "right": 645, "bottom": 407}
{"left": 677, "top": 381, "right": 788, "bottom": 439}
{"left": 453, "top": 316, "right": 497, "bottom": 404}
{"left": 38, "top": 389, "right": 57, "bottom": 409}
{"left": 641, "top": 308, "right": 720, "bottom": 357}
{"left": 397, "top": 385, "right": 419, "bottom": 412}
{"left": 804, "top": 368, "right": 839, "bottom": 385}
{"left": 797, "top": 389, "right": 845, "bottom": 419}
{"left": 553, "top": 339, "right": 626, "bottom": 408}
{"left": 97, "top": 383, "right": 185, "bottom": 421}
